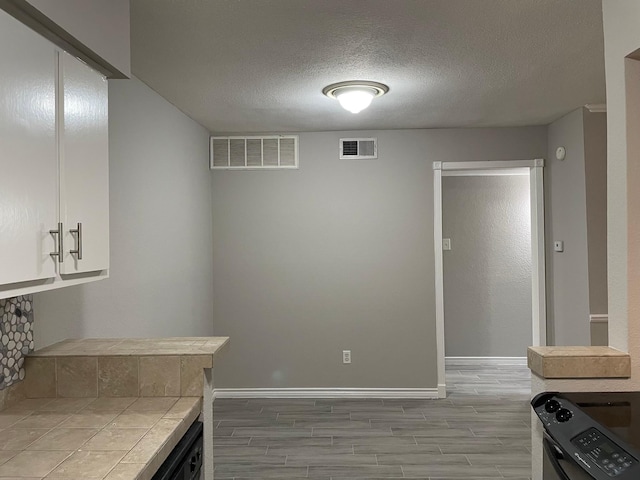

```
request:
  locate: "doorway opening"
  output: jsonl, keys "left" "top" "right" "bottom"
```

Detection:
{"left": 433, "top": 160, "right": 546, "bottom": 397}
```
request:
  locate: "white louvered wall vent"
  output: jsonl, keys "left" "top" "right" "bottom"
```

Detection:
{"left": 210, "top": 135, "right": 299, "bottom": 169}
{"left": 339, "top": 138, "right": 377, "bottom": 159}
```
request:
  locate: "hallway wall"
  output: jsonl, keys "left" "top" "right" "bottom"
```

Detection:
{"left": 443, "top": 174, "right": 532, "bottom": 357}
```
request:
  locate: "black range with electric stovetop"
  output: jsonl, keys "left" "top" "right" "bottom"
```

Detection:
{"left": 532, "top": 392, "right": 640, "bottom": 479}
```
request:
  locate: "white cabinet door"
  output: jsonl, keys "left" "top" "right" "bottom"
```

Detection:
{"left": 59, "top": 52, "right": 109, "bottom": 274}
{"left": 0, "top": 10, "right": 57, "bottom": 285}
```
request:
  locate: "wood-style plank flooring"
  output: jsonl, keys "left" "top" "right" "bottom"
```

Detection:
{"left": 213, "top": 362, "right": 532, "bottom": 479}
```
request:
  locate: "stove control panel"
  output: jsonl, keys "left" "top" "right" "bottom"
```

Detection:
{"left": 532, "top": 392, "right": 640, "bottom": 480}
{"left": 572, "top": 428, "right": 637, "bottom": 477}
{"left": 535, "top": 396, "right": 576, "bottom": 427}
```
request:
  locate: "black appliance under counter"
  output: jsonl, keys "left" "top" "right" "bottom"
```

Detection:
{"left": 533, "top": 391, "right": 640, "bottom": 480}
{"left": 153, "top": 420, "right": 203, "bottom": 480}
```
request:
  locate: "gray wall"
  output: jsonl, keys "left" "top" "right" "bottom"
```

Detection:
{"left": 23, "top": 0, "right": 130, "bottom": 76}
{"left": 591, "top": 321, "right": 608, "bottom": 346}
{"left": 34, "top": 77, "right": 213, "bottom": 347}
{"left": 545, "top": 108, "right": 591, "bottom": 346}
{"left": 442, "top": 175, "right": 532, "bottom": 357}
{"left": 601, "top": 0, "right": 640, "bottom": 355}
{"left": 545, "top": 107, "right": 608, "bottom": 347}
{"left": 212, "top": 127, "right": 547, "bottom": 389}
{"left": 583, "top": 110, "right": 608, "bottom": 317}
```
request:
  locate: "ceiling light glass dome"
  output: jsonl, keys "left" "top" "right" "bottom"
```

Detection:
{"left": 323, "top": 81, "right": 389, "bottom": 114}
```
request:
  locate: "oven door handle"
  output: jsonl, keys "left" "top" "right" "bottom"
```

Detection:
{"left": 543, "top": 433, "right": 573, "bottom": 480}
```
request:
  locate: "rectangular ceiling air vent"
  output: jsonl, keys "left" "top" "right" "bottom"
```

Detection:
{"left": 340, "top": 138, "right": 377, "bottom": 159}
{"left": 210, "top": 135, "right": 299, "bottom": 169}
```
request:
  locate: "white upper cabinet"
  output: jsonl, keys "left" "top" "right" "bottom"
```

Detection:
{"left": 0, "top": 11, "right": 110, "bottom": 299}
{"left": 0, "top": 10, "right": 57, "bottom": 285}
{"left": 58, "top": 52, "right": 109, "bottom": 275}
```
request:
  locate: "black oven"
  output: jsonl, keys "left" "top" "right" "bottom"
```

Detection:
{"left": 532, "top": 392, "right": 640, "bottom": 480}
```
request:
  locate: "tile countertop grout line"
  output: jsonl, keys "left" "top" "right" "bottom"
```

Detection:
{"left": 119, "top": 399, "right": 195, "bottom": 480}
{"left": 103, "top": 414, "right": 172, "bottom": 480}
{"left": 0, "top": 403, "right": 99, "bottom": 478}
{"left": 137, "top": 356, "right": 141, "bottom": 397}
{"left": 26, "top": 397, "right": 203, "bottom": 480}
{"left": 0, "top": 393, "right": 206, "bottom": 477}
{"left": 45, "top": 450, "right": 77, "bottom": 480}
{"left": 95, "top": 355, "right": 99, "bottom": 400}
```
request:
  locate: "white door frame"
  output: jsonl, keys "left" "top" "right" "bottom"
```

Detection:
{"left": 433, "top": 159, "right": 546, "bottom": 398}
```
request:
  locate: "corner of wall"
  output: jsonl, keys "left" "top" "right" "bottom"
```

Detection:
{"left": 545, "top": 107, "right": 590, "bottom": 346}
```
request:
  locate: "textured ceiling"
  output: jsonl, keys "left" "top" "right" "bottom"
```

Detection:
{"left": 130, "top": 0, "right": 605, "bottom": 133}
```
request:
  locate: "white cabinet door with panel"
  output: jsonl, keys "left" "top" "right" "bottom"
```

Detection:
{"left": 0, "top": 10, "right": 57, "bottom": 286}
{"left": 58, "top": 52, "right": 109, "bottom": 274}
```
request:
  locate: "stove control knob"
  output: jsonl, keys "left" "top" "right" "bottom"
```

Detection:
{"left": 556, "top": 408, "right": 573, "bottom": 423}
{"left": 545, "top": 399, "right": 561, "bottom": 413}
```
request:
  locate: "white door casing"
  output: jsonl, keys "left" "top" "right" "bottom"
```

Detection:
{"left": 433, "top": 159, "right": 546, "bottom": 398}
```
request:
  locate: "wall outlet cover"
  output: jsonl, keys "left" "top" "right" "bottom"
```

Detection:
{"left": 554, "top": 240, "right": 564, "bottom": 252}
{"left": 342, "top": 350, "right": 351, "bottom": 364}
{"left": 443, "top": 238, "right": 451, "bottom": 251}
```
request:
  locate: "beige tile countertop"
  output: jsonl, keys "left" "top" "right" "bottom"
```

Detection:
{"left": 528, "top": 345, "right": 631, "bottom": 378}
{"left": 23, "top": 337, "right": 230, "bottom": 399}
{"left": 29, "top": 337, "right": 229, "bottom": 357}
{"left": 0, "top": 396, "right": 201, "bottom": 480}
{"left": 1, "top": 337, "right": 230, "bottom": 480}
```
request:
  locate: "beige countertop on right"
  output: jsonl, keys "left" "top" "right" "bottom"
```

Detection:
{"left": 527, "top": 346, "right": 631, "bottom": 379}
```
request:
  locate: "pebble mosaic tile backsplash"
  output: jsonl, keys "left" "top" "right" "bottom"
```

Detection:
{"left": 0, "top": 295, "right": 34, "bottom": 389}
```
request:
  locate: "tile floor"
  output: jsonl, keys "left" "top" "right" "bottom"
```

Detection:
{"left": 213, "top": 361, "right": 532, "bottom": 479}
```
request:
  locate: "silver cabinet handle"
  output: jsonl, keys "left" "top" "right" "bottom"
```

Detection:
{"left": 49, "top": 222, "right": 64, "bottom": 263}
{"left": 70, "top": 222, "right": 83, "bottom": 260}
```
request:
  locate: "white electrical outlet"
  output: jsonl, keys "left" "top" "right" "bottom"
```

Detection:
{"left": 443, "top": 238, "right": 451, "bottom": 251}
{"left": 342, "top": 350, "right": 351, "bottom": 364}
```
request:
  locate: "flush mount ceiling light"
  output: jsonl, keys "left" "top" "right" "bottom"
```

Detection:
{"left": 323, "top": 81, "right": 389, "bottom": 114}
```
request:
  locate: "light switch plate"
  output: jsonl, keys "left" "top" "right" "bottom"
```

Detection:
{"left": 554, "top": 241, "right": 564, "bottom": 252}
{"left": 443, "top": 238, "right": 451, "bottom": 251}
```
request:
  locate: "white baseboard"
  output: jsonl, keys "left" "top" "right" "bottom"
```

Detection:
{"left": 445, "top": 356, "right": 527, "bottom": 366}
{"left": 214, "top": 388, "right": 439, "bottom": 399}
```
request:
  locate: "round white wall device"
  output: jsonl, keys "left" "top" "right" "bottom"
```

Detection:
{"left": 556, "top": 146, "right": 566, "bottom": 161}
